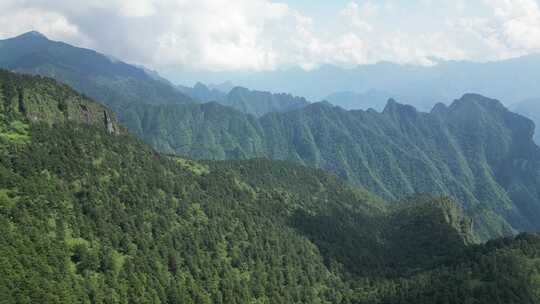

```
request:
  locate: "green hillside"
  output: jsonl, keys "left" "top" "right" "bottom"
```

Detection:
{"left": 122, "top": 94, "right": 540, "bottom": 240}
{"left": 3, "top": 70, "right": 540, "bottom": 303}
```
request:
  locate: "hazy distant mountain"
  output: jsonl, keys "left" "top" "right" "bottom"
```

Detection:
{"left": 207, "top": 81, "right": 234, "bottom": 93}
{"left": 172, "top": 55, "right": 540, "bottom": 111}
{"left": 0, "top": 31, "right": 194, "bottom": 113}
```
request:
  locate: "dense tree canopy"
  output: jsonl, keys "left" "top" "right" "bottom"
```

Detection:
{"left": 2, "top": 70, "right": 540, "bottom": 303}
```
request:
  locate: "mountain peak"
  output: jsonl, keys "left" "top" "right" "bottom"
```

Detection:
{"left": 383, "top": 98, "right": 418, "bottom": 116}
{"left": 15, "top": 30, "right": 49, "bottom": 40}
{"left": 227, "top": 86, "right": 252, "bottom": 98}
{"left": 193, "top": 82, "right": 210, "bottom": 90}
{"left": 431, "top": 102, "right": 448, "bottom": 115}
{"left": 451, "top": 93, "right": 506, "bottom": 113}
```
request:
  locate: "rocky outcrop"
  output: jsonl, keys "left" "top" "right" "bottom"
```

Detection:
{"left": 0, "top": 69, "right": 121, "bottom": 134}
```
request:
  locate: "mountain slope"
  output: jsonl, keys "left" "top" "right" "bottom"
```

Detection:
{"left": 0, "top": 32, "right": 309, "bottom": 135}
{"left": 127, "top": 94, "right": 540, "bottom": 240}
{"left": 122, "top": 102, "right": 266, "bottom": 158}
{"left": 0, "top": 69, "right": 121, "bottom": 136}
{"left": 0, "top": 31, "right": 194, "bottom": 113}
{"left": 3, "top": 70, "right": 540, "bottom": 303}
{"left": 264, "top": 95, "right": 540, "bottom": 239}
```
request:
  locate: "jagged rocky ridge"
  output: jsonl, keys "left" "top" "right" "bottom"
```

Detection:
{"left": 178, "top": 82, "right": 310, "bottom": 117}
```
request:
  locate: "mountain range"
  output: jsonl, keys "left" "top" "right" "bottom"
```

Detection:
{"left": 171, "top": 54, "right": 540, "bottom": 141}
{"left": 3, "top": 68, "right": 540, "bottom": 303}
{"left": 123, "top": 94, "right": 540, "bottom": 240}
{"left": 2, "top": 31, "right": 540, "bottom": 242}
{"left": 172, "top": 55, "right": 540, "bottom": 110}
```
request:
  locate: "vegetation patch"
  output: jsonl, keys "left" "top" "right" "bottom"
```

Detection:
{"left": 0, "top": 119, "right": 29, "bottom": 143}
{"left": 171, "top": 156, "right": 210, "bottom": 175}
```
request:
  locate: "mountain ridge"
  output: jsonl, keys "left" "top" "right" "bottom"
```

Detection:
{"left": 0, "top": 31, "right": 195, "bottom": 118}
{"left": 178, "top": 81, "right": 310, "bottom": 117}
{"left": 3, "top": 67, "right": 540, "bottom": 304}
{"left": 126, "top": 94, "right": 540, "bottom": 240}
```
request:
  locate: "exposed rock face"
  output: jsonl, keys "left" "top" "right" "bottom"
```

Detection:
{"left": 104, "top": 110, "right": 117, "bottom": 135}
{"left": 0, "top": 70, "right": 121, "bottom": 134}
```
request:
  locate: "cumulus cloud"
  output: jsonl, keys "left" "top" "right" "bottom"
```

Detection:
{"left": 0, "top": 0, "right": 539, "bottom": 72}
{"left": 480, "top": 0, "right": 540, "bottom": 56}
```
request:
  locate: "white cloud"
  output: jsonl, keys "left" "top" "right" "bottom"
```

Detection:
{"left": 0, "top": 4, "right": 84, "bottom": 43}
{"left": 0, "top": 0, "right": 539, "bottom": 72}
{"left": 453, "top": 0, "right": 540, "bottom": 59}
{"left": 340, "top": 1, "right": 378, "bottom": 32}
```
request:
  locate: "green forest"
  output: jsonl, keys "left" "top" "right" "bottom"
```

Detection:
{"left": 123, "top": 95, "right": 540, "bottom": 241}
{"left": 2, "top": 70, "right": 540, "bottom": 303}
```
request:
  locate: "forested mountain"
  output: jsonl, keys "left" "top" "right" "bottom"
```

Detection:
{"left": 178, "top": 82, "right": 310, "bottom": 117}
{"left": 0, "top": 69, "right": 121, "bottom": 135}
{"left": 0, "top": 31, "right": 194, "bottom": 113}
{"left": 221, "top": 87, "right": 309, "bottom": 117}
{"left": 2, "top": 32, "right": 539, "bottom": 240}
{"left": 0, "top": 31, "right": 308, "bottom": 127}
{"left": 3, "top": 69, "right": 540, "bottom": 303}
{"left": 125, "top": 94, "right": 540, "bottom": 240}
{"left": 122, "top": 101, "right": 265, "bottom": 159}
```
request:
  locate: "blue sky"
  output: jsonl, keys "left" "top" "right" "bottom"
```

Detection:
{"left": 1, "top": 0, "right": 540, "bottom": 72}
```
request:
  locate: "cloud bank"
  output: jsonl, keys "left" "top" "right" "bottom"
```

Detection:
{"left": 0, "top": 0, "right": 539, "bottom": 71}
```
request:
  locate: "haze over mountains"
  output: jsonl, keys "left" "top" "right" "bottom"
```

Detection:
{"left": 173, "top": 55, "right": 540, "bottom": 109}
{"left": 173, "top": 55, "right": 540, "bottom": 140}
